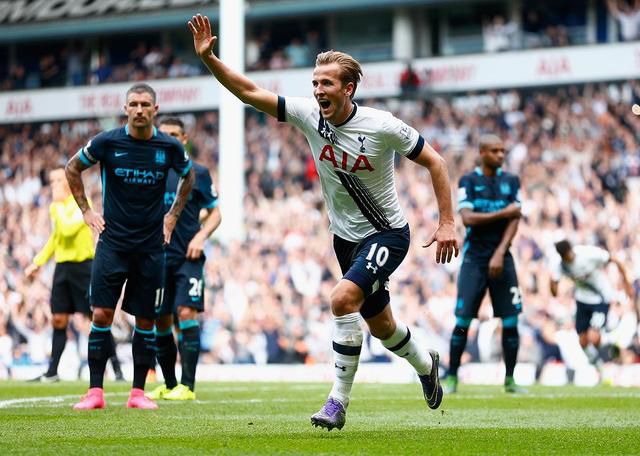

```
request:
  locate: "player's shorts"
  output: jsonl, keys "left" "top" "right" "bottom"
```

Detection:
{"left": 333, "top": 223, "right": 410, "bottom": 300}
{"left": 575, "top": 301, "right": 609, "bottom": 334}
{"left": 90, "top": 242, "right": 165, "bottom": 320}
{"left": 51, "top": 260, "right": 92, "bottom": 315}
{"left": 157, "top": 256, "right": 206, "bottom": 317}
{"left": 455, "top": 254, "right": 522, "bottom": 319}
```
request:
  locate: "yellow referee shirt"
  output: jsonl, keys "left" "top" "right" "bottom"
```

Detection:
{"left": 33, "top": 195, "right": 95, "bottom": 266}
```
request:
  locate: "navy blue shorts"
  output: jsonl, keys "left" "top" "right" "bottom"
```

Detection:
{"left": 333, "top": 224, "right": 410, "bottom": 300}
{"left": 157, "top": 257, "right": 206, "bottom": 316}
{"left": 90, "top": 241, "right": 165, "bottom": 320}
{"left": 575, "top": 301, "right": 609, "bottom": 334}
{"left": 455, "top": 254, "right": 522, "bottom": 318}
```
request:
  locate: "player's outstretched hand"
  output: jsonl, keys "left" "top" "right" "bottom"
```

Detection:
{"left": 164, "top": 213, "right": 178, "bottom": 245}
{"left": 423, "top": 221, "right": 459, "bottom": 264}
{"left": 188, "top": 13, "right": 217, "bottom": 58}
{"left": 83, "top": 209, "right": 105, "bottom": 236}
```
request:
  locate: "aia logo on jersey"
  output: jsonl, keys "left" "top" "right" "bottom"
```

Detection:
{"left": 319, "top": 144, "right": 374, "bottom": 173}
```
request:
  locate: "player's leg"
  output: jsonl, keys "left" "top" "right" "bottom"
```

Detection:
{"left": 488, "top": 257, "right": 525, "bottom": 393}
{"left": 146, "top": 268, "right": 178, "bottom": 400}
{"left": 576, "top": 301, "right": 609, "bottom": 365}
{"left": 164, "top": 259, "right": 205, "bottom": 400}
{"left": 33, "top": 263, "right": 72, "bottom": 382}
{"left": 122, "top": 251, "right": 164, "bottom": 409}
{"left": 312, "top": 233, "right": 364, "bottom": 428}
{"left": 74, "top": 248, "right": 126, "bottom": 410}
{"left": 447, "top": 262, "right": 486, "bottom": 392}
{"left": 363, "top": 297, "right": 440, "bottom": 409}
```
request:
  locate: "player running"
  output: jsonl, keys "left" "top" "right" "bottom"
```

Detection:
{"left": 189, "top": 13, "right": 459, "bottom": 431}
{"left": 551, "top": 239, "right": 633, "bottom": 365}
{"left": 146, "top": 117, "right": 221, "bottom": 401}
{"left": 445, "top": 134, "right": 526, "bottom": 394}
{"left": 65, "top": 83, "right": 194, "bottom": 410}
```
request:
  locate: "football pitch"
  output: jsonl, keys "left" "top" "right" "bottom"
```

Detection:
{"left": 0, "top": 382, "right": 638, "bottom": 455}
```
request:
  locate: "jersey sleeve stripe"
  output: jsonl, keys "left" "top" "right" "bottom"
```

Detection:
{"left": 202, "top": 200, "right": 218, "bottom": 209}
{"left": 180, "top": 160, "right": 193, "bottom": 177}
{"left": 277, "top": 96, "right": 286, "bottom": 122}
{"left": 457, "top": 201, "right": 474, "bottom": 212}
{"left": 406, "top": 136, "right": 425, "bottom": 160}
{"left": 79, "top": 148, "right": 96, "bottom": 166}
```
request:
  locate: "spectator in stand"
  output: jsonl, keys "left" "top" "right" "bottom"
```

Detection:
{"left": 607, "top": 0, "right": 640, "bottom": 41}
{"left": 91, "top": 55, "right": 112, "bottom": 84}
{"left": 399, "top": 62, "right": 421, "bottom": 99}
{"left": 483, "top": 15, "right": 519, "bottom": 53}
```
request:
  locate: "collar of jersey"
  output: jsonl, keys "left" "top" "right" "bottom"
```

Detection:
{"left": 329, "top": 102, "right": 358, "bottom": 128}
{"left": 474, "top": 166, "right": 503, "bottom": 176}
{"left": 124, "top": 124, "right": 157, "bottom": 137}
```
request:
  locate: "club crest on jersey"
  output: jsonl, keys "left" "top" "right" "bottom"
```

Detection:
{"left": 319, "top": 144, "right": 374, "bottom": 173}
{"left": 500, "top": 182, "right": 511, "bottom": 195}
{"left": 358, "top": 135, "right": 366, "bottom": 153}
{"left": 155, "top": 149, "right": 166, "bottom": 165}
{"left": 317, "top": 117, "right": 338, "bottom": 144}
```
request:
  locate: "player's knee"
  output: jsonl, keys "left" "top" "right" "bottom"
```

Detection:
{"left": 330, "top": 289, "right": 360, "bottom": 315}
{"left": 177, "top": 306, "right": 197, "bottom": 322}
{"left": 155, "top": 314, "right": 173, "bottom": 333}
{"left": 135, "top": 318, "right": 154, "bottom": 331}
{"left": 51, "top": 314, "right": 68, "bottom": 329}
{"left": 92, "top": 308, "right": 114, "bottom": 327}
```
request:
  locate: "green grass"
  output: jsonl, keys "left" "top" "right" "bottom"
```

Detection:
{"left": 0, "top": 381, "right": 639, "bottom": 455}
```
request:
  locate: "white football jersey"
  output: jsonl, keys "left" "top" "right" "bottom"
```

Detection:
{"left": 551, "top": 245, "right": 613, "bottom": 305}
{"left": 278, "top": 96, "right": 424, "bottom": 242}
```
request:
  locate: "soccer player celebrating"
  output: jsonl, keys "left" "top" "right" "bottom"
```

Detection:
{"left": 65, "top": 83, "right": 194, "bottom": 410}
{"left": 25, "top": 168, "right": 123, "bottom": 382}
{"left": 146, "top": 117, "right": 221, "bottom": 401}
{"left": 189, "top": 14, "right": 459, "bottom": 430}
{"left": 445, "top": 134, "right": 525, "bottom": 394}
{"left": 550, "top": 240, "right": 633, "bottom": 364}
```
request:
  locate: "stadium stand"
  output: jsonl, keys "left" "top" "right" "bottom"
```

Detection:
{"left": 1, "top": 81, "right": 638, "bottom": 381}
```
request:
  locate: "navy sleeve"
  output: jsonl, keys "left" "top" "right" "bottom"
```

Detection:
{"left": 170, "top": 140, "right": 192, "bottom": 177}
{"left": 457, "top": 174, "right": 474, "bottom": 212}
{"left": 78, "top": 131, "right": 109, "bottom": 167}
{"left": 512, "top": 175, "right": 522, "bottom": 205}
{"left": 197, "top": 167, "right": 218, "bottom": 209}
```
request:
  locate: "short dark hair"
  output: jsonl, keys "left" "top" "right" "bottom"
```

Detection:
{"left": 555, "top": 240, "right": 572, "bottom": 256}
{"left": 159, "top": 117, "right": 185, "bottom": 131}
{"left": 126, "top": 83, "right": 156, "bottom": 103}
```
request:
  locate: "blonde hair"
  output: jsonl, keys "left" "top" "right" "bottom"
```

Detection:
{"left": 315, "top": 50, "right": 363, "bottom": 99}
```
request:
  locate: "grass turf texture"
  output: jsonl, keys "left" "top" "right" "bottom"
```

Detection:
{"left": 0, "top": 382, "right": 638, "bottom": 455}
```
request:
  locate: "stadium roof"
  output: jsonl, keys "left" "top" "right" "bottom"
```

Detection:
{"left": 0, "top": 0, "right": 486, "bottom": 43}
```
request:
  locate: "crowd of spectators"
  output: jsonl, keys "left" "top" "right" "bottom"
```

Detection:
{"left": 3, "top": 1, "right": 639, "bottom": 92}
{"left": 0, "top": 81, "right": 639, "bottom": 381}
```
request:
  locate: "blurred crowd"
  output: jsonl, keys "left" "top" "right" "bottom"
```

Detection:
{"left": 1, "top": 81, "right": 639, "bottom": 380}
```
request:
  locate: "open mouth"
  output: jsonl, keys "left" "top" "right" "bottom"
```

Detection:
{"left": 318, "top": 100, "right": 331, "bottom": 109}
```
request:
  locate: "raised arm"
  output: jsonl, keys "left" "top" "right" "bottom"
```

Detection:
{"left": 188, "top": 14, "right": 278, "bottom": 117}
{"left": 413, "top": 142, "right": 459, "bottom": 263}
{"left": 163, "top": 167, "right": 195, "bottom": 244}
{"left": 65, "top": 152, "right": 105, "bottom": 234}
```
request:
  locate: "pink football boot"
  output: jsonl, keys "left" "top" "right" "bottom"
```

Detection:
{"left": 73, "top": 388, "right": 106, "bottom": 410}
{"left": 126, "top": 388, "right": 158, "bottom": 409}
